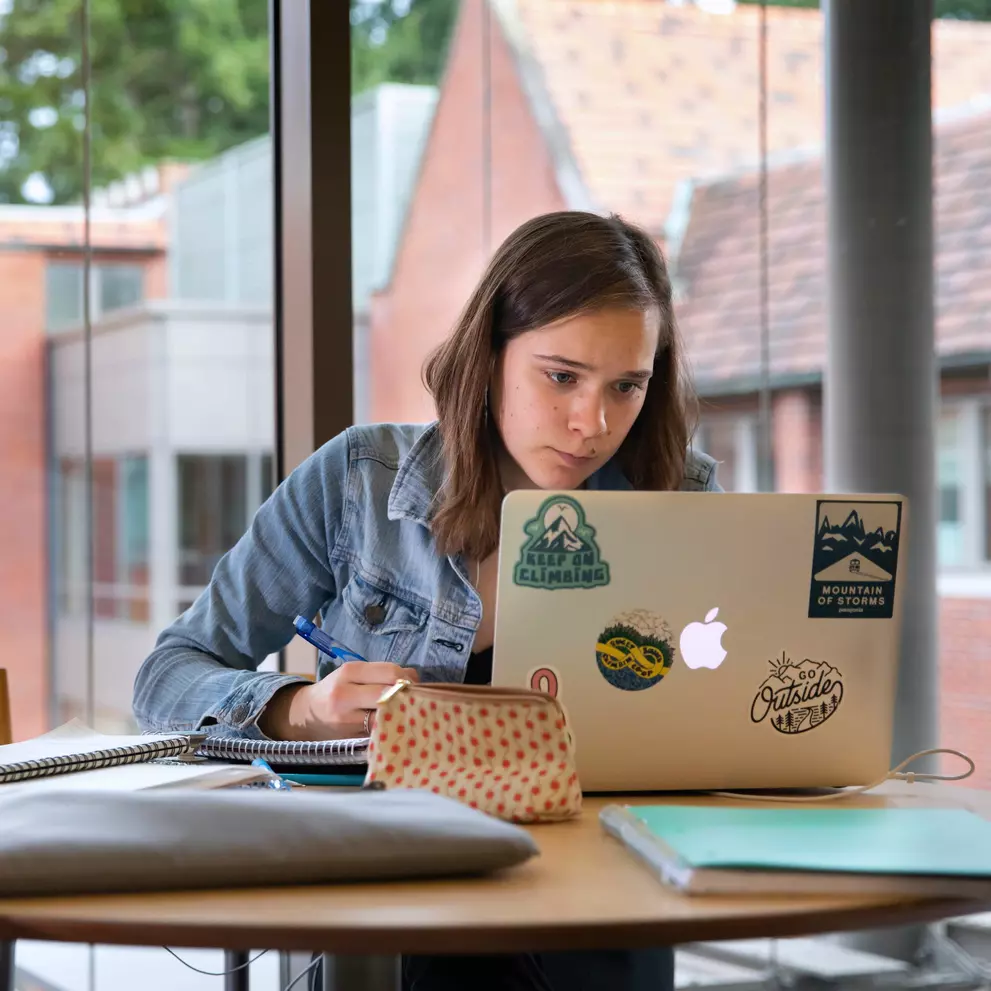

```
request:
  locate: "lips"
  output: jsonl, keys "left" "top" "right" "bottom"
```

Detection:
{"left": 552, "top": 448, "right": 596, "bottom": 467}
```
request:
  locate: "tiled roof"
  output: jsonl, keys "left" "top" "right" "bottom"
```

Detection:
{"left": 673, "top": 109, "right": 991, "bottom": 392}
{"left": 498, "top": 0, "right": 991, "bottom": 232}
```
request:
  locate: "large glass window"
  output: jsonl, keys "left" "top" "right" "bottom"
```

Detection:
{"left": 99, "top": 263, "right": 144, "bottom": 314}
{"left": 46, "top": 262, "right": 86, "bottom": 331}
{"left": 5, "top": 0, "right": 277, "bottom": 985}
{"left": 351, "top": 0, "right": 991, "bottom": 979}
{"left": 178, "top": 454, "right": 249, "bottom": 587}
{"left": 45, "top": 261, "right": 146, "bottom": 331}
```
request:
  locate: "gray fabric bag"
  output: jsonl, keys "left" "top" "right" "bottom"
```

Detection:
{"left": 0, "top": 787, "right": 539, "bottom": 895}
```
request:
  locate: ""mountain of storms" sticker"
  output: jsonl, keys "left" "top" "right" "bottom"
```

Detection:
{"left": 808, "top": 500, "right": 902, "bottom": 619}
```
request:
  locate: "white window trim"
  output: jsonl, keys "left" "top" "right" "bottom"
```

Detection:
{"left": 937, "top": 572, "right": 991, "bottom": 598}
{"left": 938, "top": 396, "right": 991, "bottom": 595}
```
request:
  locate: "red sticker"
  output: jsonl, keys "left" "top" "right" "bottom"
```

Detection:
{"left": 529, "top": 666, "right": 560, "bottom": 698}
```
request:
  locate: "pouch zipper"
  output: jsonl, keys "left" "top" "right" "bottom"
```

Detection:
{"left": 376, "top": 679, "right": 556, "bottom": 706}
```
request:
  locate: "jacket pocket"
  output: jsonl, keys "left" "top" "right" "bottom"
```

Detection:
{"left": 341, "top": 573, "right": 427, "bottom": 638}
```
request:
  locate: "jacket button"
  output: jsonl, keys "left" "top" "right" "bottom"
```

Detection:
{"left": 364, "top": 604, "right": 386, "bottom": 626}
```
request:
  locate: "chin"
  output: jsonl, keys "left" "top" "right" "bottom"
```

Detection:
{"left": 527, "top": 461, "right": 595, "bottom": 491}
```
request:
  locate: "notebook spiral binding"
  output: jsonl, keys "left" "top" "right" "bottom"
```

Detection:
{"left": 195, "top": 736, "right": 369, "bottom": 766}
{"left": 0, "top": 738, "right": 195, "bottom": 785}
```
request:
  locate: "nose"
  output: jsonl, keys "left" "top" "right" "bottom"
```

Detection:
{"left": 567, "top": 388, "right": 608, "bottom": 440}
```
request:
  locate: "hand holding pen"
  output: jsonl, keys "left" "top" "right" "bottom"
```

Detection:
{"left": 259, "top": 615, "right": 420, "bottom": 742}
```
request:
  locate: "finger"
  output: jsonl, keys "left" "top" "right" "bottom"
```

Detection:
{"left": 324, "top": 707, "right": 375, "bottom": 738}
{"left": 342, "top": 682, "right": 400, "bottom": 712}
{"left": 337, "top": 661, "right": 417, "bottom": 685}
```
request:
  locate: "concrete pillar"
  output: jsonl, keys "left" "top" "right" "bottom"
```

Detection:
{"left": 823, "top": 0, "right": 936, "bottom": 963}
{"left": 824, "top": 0, "right": 937, "bottom": 769}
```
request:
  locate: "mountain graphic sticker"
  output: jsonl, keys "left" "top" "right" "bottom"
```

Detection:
{"left": 513, "top": 495, "right": 610, "bottom": 590}
{"left": 808, "top": 500, "right": 902, "bottom": 619}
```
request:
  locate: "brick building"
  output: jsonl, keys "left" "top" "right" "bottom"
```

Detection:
{"left": 370, "top": 0, "right": 991, "bottom": 785}
{"left": 0, "top": 172, "right": 173, "bottom": 738}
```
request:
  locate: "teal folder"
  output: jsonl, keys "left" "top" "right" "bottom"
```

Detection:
{"left": 600, "top": 804, "right": 991, "bottom": 897}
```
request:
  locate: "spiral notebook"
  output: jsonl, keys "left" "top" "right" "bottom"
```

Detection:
{"left": 196, "top": 735, "right": 370, "bottom": 766}
{"left": 0, "top": 720, "right": 202, "bottom": 785}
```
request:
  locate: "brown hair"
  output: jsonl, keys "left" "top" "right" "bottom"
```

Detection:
{"left": 423, "top": 210, "right": 697, "bottom": 561}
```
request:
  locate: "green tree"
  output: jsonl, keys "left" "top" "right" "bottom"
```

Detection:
{"left": 350, "top": 0, "right": 458, "bottom": 95}
{"left": 0, "top": 0, "right": 269, "bottom": 204}
{"left": 3, "top": 0, "right": 987, "bottom": 204}
{"left": 738, "top": 0, "right": 991, "bottom": 16}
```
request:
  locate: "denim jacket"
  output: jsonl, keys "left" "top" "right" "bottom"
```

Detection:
{"left": 133, "top": 421, "right": 720, "bottom": 738}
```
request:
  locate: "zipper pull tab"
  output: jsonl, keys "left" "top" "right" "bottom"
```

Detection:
{"left": 377, "top": 679, "right": 411, "bottom": 705}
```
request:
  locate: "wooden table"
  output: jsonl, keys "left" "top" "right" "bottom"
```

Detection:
{"left": 1, "top": 783, "right": 989, "bottom": 991}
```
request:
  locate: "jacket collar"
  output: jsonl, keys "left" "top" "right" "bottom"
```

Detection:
{"left": 386, "top": 422, "right": 446, "bottom": 526}
{"left": 387, "top": 421, "right": 634, "bottom": 527}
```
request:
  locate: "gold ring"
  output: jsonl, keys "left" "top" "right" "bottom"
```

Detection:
{"left": 362, "top": 710, "right": 372, "bottom": 736}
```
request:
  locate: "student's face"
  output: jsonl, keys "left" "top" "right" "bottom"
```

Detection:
{"left": 490, "top": 306, "right": 659, "bottom": 491}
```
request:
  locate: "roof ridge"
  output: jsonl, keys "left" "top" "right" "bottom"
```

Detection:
{"left": 489, "top": 0, "right": 598, "bottom": 212}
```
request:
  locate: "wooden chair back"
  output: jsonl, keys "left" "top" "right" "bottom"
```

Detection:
{"left": 0, "top": 669, "right": 11, "bottom": 745}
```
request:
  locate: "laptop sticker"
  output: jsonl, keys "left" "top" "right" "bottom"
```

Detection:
{"left": 750, "top": 651, "right": 844, "bottom": 734}
{"left": 513, "top": 495, "right": 610, "bottom": 590}
{"left": 678, "top": 607, "right": 728, "bottom": 670}
{"left": 595, "top": 609, "right": 675, "bottom": 691}
{"left": 528, "top": 666, "right": 560, "bottom": 698}
{"left": 808, "top": 500, "right": 902, "bottom": 619}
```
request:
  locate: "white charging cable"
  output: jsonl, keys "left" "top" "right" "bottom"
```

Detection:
{"left": 708, "top": 748, "right": 976, "bottom": 803}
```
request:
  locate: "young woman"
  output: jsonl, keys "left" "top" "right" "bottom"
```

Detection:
{"left": 134, "top": 210, "right": 720, "bottom": 991}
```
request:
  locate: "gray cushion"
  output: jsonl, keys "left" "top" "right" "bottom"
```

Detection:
{"left": 0, "top": 787, "right": 539, "bottom": 895}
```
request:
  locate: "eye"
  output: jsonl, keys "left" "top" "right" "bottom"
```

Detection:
{"left": 547, "top": 371, "right": 576, "bottom": 386}
{"left": 616, "top": 380, "right": 645, "bottom": 395}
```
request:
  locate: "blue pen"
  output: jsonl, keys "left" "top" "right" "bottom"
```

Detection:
{"left": 293, "top": 615, "right": 367, "bottom": 662}
{"left": 251, "top": 757, "right": 296, "bottom": 791}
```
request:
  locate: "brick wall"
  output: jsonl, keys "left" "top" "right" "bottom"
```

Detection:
{"left": 940, "top": 596, "right": 991, "bottom": 790}
{"left": 773, "top": 388, "right": 822, "bottom": 493}
{"left": 369, "top": 0, "right": 567, "bottom": 423}
{"left": 0, "top": 251, "right": 49, "bottom": 740}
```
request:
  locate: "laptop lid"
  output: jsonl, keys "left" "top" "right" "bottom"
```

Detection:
{"left": 491, "top": 490, "right": 907, "bottom": 792}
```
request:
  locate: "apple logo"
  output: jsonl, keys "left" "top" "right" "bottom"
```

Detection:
{"left": 679, "top": 607, "right": 728, "bottom": 670}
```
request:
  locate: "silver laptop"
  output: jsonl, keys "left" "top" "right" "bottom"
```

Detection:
{"left": 491, "top": 490, "right": 907, "bottom": 792}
